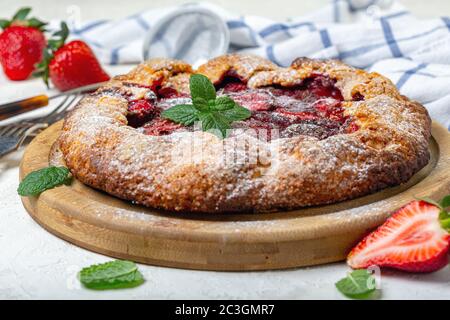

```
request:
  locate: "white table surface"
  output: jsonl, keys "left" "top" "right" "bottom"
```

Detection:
{"left": 1, "top": 1, "right": 450, "bottom": 300}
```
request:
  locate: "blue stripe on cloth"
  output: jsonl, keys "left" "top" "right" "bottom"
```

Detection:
{"left": 340, "top": 25, "right": 447, "bottom": 59}
{"left": 227, "top": 20, "right": 247, "bottom": 29}
{"left": 259, "top": 24, "right": 291, "bottom": 38}
{"left": 153, "top": 30, "right": 173, "bottom": 56}
{"left": 266, "top": 45, "right": 284, "bottom": 66}
{"left": 396, "top": 63, "right": 427, "bottom": 89}
{"left": 227, "top": 18, "right": 258, "bottom": 46}
{"left": 259, "top": 22, "right": 315, "bottom": 38}
{"left": 415, "top": 71, "right": 436, "bottom": 78}
{"left": 110, "top": 45, "right": 125, "bottom": 65}
{"left": 443, "top": 17, "right": 450, "bottom": 31}
{"left": 319, "top": 29, "right": 332, "bottom": 48}
{"left": 134, "top": 15, "right": 150, "bottom": 30}
{"left": 73, "top": 20, "right": 108, "bottom": 34}
{"left": 291, "top": 21, "right": 316, "bottom": 31}
{"left": 339, "top": 43, "right": 381, "bottom": 59}
{"left": 380, "top": 17, "right": 402, "bottom": 57}
{"left": 383, "top": 11, "right": 409, "bottom": 20}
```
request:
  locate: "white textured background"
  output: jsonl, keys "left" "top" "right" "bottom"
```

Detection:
{"left": 2, "top": 0, "right": 450, "bottom": 20}
{"left": 1, "top": 0, "right": 450, "bottom": 300}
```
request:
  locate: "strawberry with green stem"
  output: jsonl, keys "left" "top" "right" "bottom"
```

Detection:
{"left": 347, "top": 195, "right": 450, "bottom": 273}
{"left": 0, "top": 7, "right": 47, "bottom": 80}
{"left": 36, "top": 22, "right": 110, "bottom": 91}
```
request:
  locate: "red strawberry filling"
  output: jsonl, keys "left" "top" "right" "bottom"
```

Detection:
{"left": 221, "top": 82, "right": 248, "bottom": 92}
{"left": 304, "top": 74, "right": 344, "bottom": 100}
{"left": 142, "top": 118, "right": 184, "bottom": 136}
{"left": 228, "top": 91, "right": 274, "bottom": 111}
{"left": 124, "top": 74, "right": 359, "bottom": 140}
{"left": 127, "top": 99, "right": 159, "bottom": 127}
{"left": 157, "top": 86, "right": 190, "bottom": 99}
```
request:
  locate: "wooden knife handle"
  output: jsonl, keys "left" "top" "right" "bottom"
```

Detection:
{"left": 0, "top": 94, "right": 49, "bottom": 120}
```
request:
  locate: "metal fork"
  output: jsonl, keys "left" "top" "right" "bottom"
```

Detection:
{"left": 0, "top": 82, "right": 105, "bottom": 158}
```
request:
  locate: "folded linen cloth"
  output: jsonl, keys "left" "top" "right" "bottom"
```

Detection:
{"left": 66, "top": 0, "right": 450, "bottom": 129}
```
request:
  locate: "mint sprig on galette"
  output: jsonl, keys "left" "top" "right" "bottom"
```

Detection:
{"left": 162, "top": 74, "right": 251, "bottom": 138}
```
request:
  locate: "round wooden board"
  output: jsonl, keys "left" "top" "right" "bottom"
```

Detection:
{"left": 19, "top": 121, "right": 450, "bottom": 271}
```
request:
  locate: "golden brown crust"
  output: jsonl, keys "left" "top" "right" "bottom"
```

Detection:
{"left": 114, "top": 58, "right": 193, "bottom": 88}
{"left": 58, "top": 54, "right": 431, "bottom": 213}
{"left": 197, "top": 53, "right": 278, "bottom": 84}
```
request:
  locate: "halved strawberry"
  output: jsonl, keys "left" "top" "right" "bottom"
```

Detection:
{"left": 347, "top": 200, "right": 450, "bottom": 273}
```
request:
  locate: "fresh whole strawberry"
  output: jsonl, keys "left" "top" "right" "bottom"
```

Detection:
{"left": 0, "top": 7, "right": 47, "bottom": 80}
{"left": 36, "top": 22, "right": 109, "bottom": 91}
{"left": 347, "top": 196, "right": 450, "bottom": 273}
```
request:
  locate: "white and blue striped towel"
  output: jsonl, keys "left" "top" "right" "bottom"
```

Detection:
{"left": 66, "top": 0, "right": 450, "bottom": 129}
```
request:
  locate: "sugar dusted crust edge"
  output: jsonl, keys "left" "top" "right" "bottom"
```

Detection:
{"left": 58, "top": 54, "right": 431, "bottom": 213}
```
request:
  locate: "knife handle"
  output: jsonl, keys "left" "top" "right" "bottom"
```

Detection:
{"left": 0, "top": 94, "right": 49, "bottom": 120}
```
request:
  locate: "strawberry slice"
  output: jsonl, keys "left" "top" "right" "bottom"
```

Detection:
{"left": 347, "top": 200, "right": 450, "bottom": 273}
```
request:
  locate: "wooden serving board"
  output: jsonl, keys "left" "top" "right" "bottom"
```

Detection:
{"left": 19, "top": 121, "right": 450, "bottom": 271}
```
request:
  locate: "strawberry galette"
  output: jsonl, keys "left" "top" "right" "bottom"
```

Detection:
{"left": 58, "top": 54, "right": 431, "bottom": 213}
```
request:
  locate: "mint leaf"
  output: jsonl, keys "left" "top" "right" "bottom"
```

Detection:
{"left": 220, "top": 104, "right": 252, "bottom": 122}
{"left": 162, "top": 104, "right": 199, "bottom": 126}
{"left": 214, "top": 96, "right": 236, "bottom": 111}
{"left": 82, "top": 270, "right": 144, "bottom": 290}
{"left": 199, "top": 112, "right": 231, "bottom": 138}
{"left": 79, "top": 260, "right": 144, "bottom": 290}
{"left": 18, "top": 166, "right": 71, "bottom": 196}
{"left": 192, "top": 97, "right": 210, "bottom": 112}
{"left": 190, "top": 74, "right": 216, "bottom": 101}
{"left": 163, "top": 74, "right": 251, "bottom": 139}
{"left": 335, "top": 269, "right": 376, "bottom": 299}
{"left": 439, "top": 195, "right": 450, "bottom": 209}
